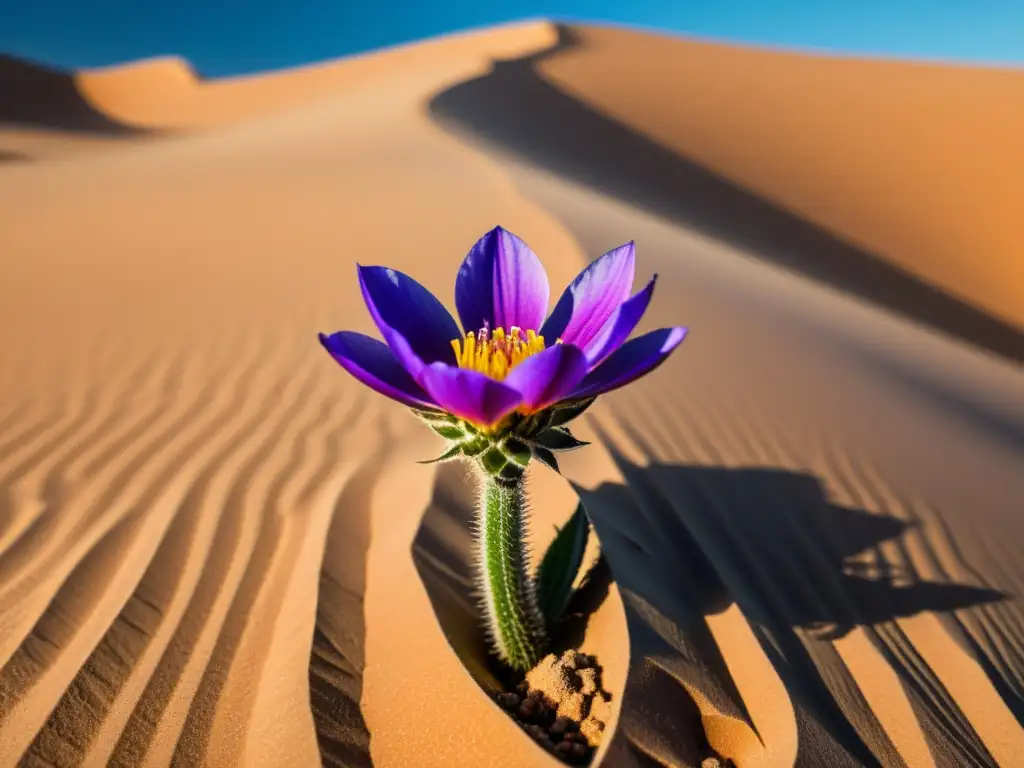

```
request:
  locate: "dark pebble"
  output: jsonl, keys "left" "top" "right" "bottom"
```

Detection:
{"left": 526, "top": 690, "right": 546, "bottom": 705}
{"left": 496, "top": 692, "right": 520, "bottom": 711}
{"left": 550, "top": 716, "right": 574, "bottom": 736}
{"left": 527, "top": 724, "right": 549, "bottom": 741}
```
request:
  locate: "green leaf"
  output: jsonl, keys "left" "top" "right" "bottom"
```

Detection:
{"left": 416, "top": 442, "right": 463, "bottom": 464}
{"left": 536, "top": 501, "right": 591, "bottom": 625}
{"left": 531, "top": 427, "right": 590, "bottom": 452}
{"left": 530, "top": 445, "right": 560, "bottom": 473}
{"left": 548, "top": 397, "right": 596, "bottom": 428}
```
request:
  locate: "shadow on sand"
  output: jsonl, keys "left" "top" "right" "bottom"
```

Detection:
{"left": 308, "top": 403, "right": 379, "bottom": 768}
{"left": 413, "top": 447, "right": 1008, "bottom": 766}
{"left": 0, "top": 150, "right": 31, "bottom": 164}
{"left": 0, "top": 54, "right": 149, "bottom": 135}
{"left": 427, "top": 25, "right": 1024, "bottom": 364}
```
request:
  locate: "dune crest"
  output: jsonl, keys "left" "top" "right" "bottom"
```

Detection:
{"left": 73, "top": 21, "right": 559, "bottom": 131}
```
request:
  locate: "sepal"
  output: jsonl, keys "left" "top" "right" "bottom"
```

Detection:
{"left": 478, "top": 436, "right": 532, "bottom": 481}
{"left": 531, "top": 426, "right": 590, "bottom": 452}
{"left": 547, "top": 397, "right": 596, "bottom": 428}
{"left": 417, "top": 442, "right": 464, "bottom": 465}
{"left": 530, "top": 445, "right": 560, "bottom": 473}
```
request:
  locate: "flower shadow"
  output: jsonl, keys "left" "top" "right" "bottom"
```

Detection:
{"left": 571, "top": 445, "right": 1010, "bottom": 766}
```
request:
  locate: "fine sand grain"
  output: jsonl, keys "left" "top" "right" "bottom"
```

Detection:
{"left": 1, "top": 19, "right": 1022, "bottom": 768}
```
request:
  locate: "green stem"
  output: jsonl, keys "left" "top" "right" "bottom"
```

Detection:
{"left": 477, "top": 472, "right": 547, "bottom": 671}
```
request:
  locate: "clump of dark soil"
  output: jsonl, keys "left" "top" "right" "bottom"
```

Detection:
{"left": 493, "top": 649, "right": 613, "bottom": 765}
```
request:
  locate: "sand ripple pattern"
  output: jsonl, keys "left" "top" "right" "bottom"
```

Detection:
{"left": 0, "top": 323, "right": 379, "bottom": 767}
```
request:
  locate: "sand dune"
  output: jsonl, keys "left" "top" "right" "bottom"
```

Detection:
{"left": 0, "top": 54, "right": 145, "bottom": 134}
{"left": 534, "top": 25, "right": 1024, "bottom": 330}
{"left": 1, "top": 18, "right": 1022, "bottom": 768}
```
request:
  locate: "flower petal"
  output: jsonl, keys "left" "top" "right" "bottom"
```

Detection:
{"left": 455, "top": 226, "right": 550, "bottom": 334}
{"left": 570, "top": 327, "right": 688, "bottom": 400}
{"left": 358, "top": 265, "right": 461, "bottom": 374}
{"left": 503, "top": 344, "right": 589, "bottom": 412}
{"left": 584, "top": 274, "right": 658, "bottom": 366}
{"left": 419, "top": 363, "right": 523, "bottom": 427}
{"left": 540, "top": 241, "right": 635, "bottom": 349}
{"left": 319, "top": 331, "right": 438, "bottom": 409}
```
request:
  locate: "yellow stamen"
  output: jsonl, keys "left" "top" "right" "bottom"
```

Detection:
{"left": 450, "top": 325, "right": 558, "bottom": 381}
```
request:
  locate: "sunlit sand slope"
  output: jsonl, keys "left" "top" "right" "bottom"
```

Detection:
{"left": 532, "top": 24, "right": 1024, "bottom": 329}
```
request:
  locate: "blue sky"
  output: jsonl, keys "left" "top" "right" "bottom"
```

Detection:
{"left": 2, "top": 0, "right": 1022, "bottom": 77}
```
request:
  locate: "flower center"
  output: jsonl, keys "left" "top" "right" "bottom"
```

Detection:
{"left": 450, "top": 326, "right": 555, "bottom": 381}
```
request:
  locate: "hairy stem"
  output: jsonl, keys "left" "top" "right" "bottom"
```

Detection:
{"left": 477, "top": 473, "right": 547, "bottom": 671}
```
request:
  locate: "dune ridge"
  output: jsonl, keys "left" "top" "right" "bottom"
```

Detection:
{"left": 536, "top": 24, "right": 1024, "bottom": 330}
{"left": 1, "top": 18, "right": 1022, "bottom": 768}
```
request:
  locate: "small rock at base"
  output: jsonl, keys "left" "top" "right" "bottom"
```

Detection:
{"left": 496, "top": 692, "right": 520, "bottom": 711}
{"left": 549, "top": 716, "right": 575, "bottom": 736}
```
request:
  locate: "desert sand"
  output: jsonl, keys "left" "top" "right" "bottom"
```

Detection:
{"left": 1, "top": 19, "right": 1022, "bottom": 768}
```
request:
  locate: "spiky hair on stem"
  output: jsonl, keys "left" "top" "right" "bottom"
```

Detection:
{"left": 473, "top": 464, "right": 547, "bottom": 670}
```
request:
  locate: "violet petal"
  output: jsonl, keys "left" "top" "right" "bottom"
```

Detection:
{"left": 319, "top": 331, "right": 438, "bottom": 409}
{"left": 540, "top": 241, "right": 635, "bottom": 349}
{"left": 584, "top": 274, "right": 658, "bottom": 365}
{"left": 419, "top": 363, "right": 523, "bottom": 427}
{"left": 358, "top": 265, "right": 461, "bottom": 375}
{"left": 455, "top": 226, "right": 550, "bottom": 334}
{"left": 570, "top": 327, "right": 688, "bottom": 400}
{"left": 503, "top": 344, "right": 589, "bottom": 412}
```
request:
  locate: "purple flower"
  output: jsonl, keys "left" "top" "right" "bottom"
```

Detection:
{"left": 320, "top": 226, "right": 688, "bottom": 430}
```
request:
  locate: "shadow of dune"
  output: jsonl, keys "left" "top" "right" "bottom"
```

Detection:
{"left": 0, "top": 150, "right": 31, "bottom": 164}
{"left": 569, "top": 423, "right": 1008, "bottom": 766}
{"left": 0, "top": 54, "right": 148, "bottom": 134}
{"left": 427, "top": 25, "right": 1024, "bottom": 363}
{"left": 307, "top": 414, "right": 385, "bottom": 768}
